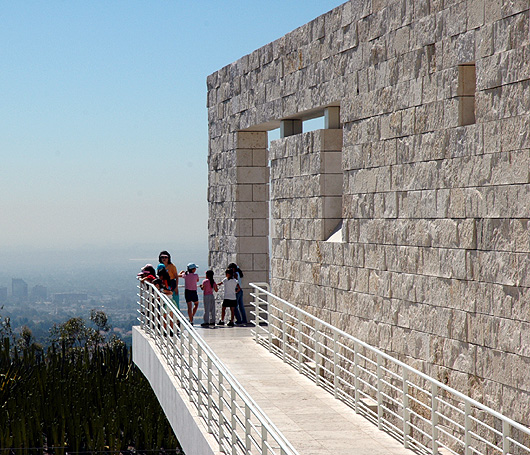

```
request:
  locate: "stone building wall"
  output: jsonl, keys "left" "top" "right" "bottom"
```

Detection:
{"left": 207, "top": 0, "right": 530, "bottom": 425}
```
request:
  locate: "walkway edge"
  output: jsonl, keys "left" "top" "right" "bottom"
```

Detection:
{"left": 133, "top": 326, "right": 220, "bottom": 455}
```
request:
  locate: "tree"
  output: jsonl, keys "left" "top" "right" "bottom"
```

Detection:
{"left": 49, "top": 316, "right": 90, "bottom": 349}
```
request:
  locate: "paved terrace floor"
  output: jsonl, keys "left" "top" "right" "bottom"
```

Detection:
{"left": 197, "top": 326, "right": 414, "bottom": 455}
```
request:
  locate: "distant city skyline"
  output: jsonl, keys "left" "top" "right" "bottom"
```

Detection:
{"left": 0, "top": 1, "right": 344, "bottom": 259}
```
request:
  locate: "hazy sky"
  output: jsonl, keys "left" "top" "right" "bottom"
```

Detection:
{"left": 0, "top": 1, "right": 344, "bottom": 267}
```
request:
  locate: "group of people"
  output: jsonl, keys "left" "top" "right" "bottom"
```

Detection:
{"left": 137, "top": 250, "right": 249, "bottom": 328}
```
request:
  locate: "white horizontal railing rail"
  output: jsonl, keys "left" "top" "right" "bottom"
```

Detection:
{"left": 249, "top": 283, "right": 530, "bottom": 455}
{"left": 137, "top": 280, "right": 298, "bottom": 455}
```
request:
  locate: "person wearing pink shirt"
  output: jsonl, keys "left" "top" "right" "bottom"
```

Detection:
{"left": 200, "top": 269, "right": 218, "bottom": 327}
{"left": 183, "top": 263, "right": 199, "bottom": 324}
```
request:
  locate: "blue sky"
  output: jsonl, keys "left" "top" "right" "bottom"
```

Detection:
{"left": 0, "top": 1, "right": 344, "bottom": 267}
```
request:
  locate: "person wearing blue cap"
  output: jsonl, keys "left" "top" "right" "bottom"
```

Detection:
{"left": 183, "top": 263, "right": 199, "bottom": 324}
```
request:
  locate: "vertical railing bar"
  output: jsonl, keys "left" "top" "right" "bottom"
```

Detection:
{"left": 465, "top": 400, "right": 472, "bottom": 455}
{"left": 197, "top": 344, "right": 203, "bottom": 421}
{"left": 502, "top": 420, "right": 511, "bottom": 455}
{"left": 219, "top": 375, "right": 225, "bottom": 452}
{"left": 282, "top": 301, "right": 287, "bottom": 363}
{"left": 267, "top": 297, "right": 272, "bottom": 353}
{"left": 354, "top": 342, "right": 360, "bottom": 414}
{"left": 377, "top": 352, "right": 383, "bottom": 430}
{"left": 261, "top": 423, "right": 268, "bottom": 455}
{"left": 403, "top": 368, "right": 410, "bottom": 449}
{"left": 188, "top": 329, "right": 193, "bottom": 402}
{"left": 255, "top": 290, "right": 261, "bottom": 343}
{"left": 231, "top": 387, "right": 237, "bottom": 455}
{"left": 315, "top": 321, "right": 320, "bottom": 386}
{"left": 297, "top": 309, "right": 303, "bottom": 373}
{"left": 432, "top": 382, "right": 439, "bottom": 454}
{"left": 245, "top": 404, "right": 251, "bottom": 452}
{"left": 207, "top": 357, "right": 213, "bottom": 434}
{"left": 333, "top": 331, "right": 338, "bottom": 398}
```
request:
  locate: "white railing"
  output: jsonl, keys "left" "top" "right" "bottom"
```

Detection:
{"left": 137, "top": 280, "right": 298, "bottom": 455}
{"left": 249, "top": 283, "right": 530, "bottom": 455}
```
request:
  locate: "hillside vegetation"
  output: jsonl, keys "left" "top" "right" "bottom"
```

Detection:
{"left": 0, "top": 312, "right": 181, "bottom": 454}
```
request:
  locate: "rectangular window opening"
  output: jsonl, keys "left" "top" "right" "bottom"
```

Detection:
{"left": 458, "top": 63, "right": 476, "bottom": 126}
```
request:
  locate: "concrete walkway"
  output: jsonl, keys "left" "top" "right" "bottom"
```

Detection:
{"left": 197, "top": 326, "right": 414, "bottom": 455}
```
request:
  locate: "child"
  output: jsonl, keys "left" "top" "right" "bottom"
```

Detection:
{"left": 228, "top": 262, "right": 247, "bottom": 325}
{"left": 183, "top": 263, "right": 200, "bottom": 324}
{"left": 217, "top": 268, "right": 240, "bottom": 327}
{"left": 156, "top": 264, "right": 173, "bottom": 296}
{"left": 200, "top": 270, "right": 218, "bottom": 327}
{"left": 137, "top": 264, "right": 156, "bottom": 283}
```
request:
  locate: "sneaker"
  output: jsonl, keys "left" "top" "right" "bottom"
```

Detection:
{"left": 200, "top": 322, "right": 209, "bottom": 327}
{"left": 227, "top": 321, "right": 235, "bottom": 327}
{"left": 209, "top": 322, "right": 215, "bottom": 327}
{"left": 218, "top": 320, "right": 225, "bottom": 326}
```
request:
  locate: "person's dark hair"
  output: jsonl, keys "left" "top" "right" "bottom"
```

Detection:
{"left": 228, "top": 262, "right": 243, "bottom": 278}
{"left": 143, "top": 265, "right": 156, "bottom": 276}
{"left": 206, "top": 269, "right": 215, "bottom": 288}
{"left": 158, "top": 267, "right": 170, "bottom": 281}
{"left": 158, "top": 250, "right": 172, "bottom": 264}
{"left": 225, "top": 268, "right": 234, "bottom": 279}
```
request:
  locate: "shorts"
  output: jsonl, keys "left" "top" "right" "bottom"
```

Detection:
{"left": 222, "top": 299, "right": 237, "bottom": 308}
{"left": 185, "top": 289, "right": 199, "bottom": 303}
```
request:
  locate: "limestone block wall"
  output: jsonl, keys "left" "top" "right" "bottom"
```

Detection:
{"left": 208, "top": 131, "right": 269, "bottom": 297}
{"left": 207, "top": 0, "right": 530, "bottom": 426}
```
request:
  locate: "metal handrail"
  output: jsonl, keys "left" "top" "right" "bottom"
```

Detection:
{"left": 137, "top": 280, "right": 298, "bottom": 455}
{"left": 249, "top": 282, "right": 530, "bottom": 455}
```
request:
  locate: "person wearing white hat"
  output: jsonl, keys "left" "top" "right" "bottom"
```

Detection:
{"left": 184, "top": 263, "right": 200, "bottom": 324}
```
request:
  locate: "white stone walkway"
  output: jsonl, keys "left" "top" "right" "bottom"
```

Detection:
{"left": 197, "top": 326, "right": 414, "bottom": 455}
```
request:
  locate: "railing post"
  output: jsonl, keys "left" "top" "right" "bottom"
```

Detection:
{"left": 179, "top": 328, "right": 185, "bottom": 388}
{"left": 219, "top": 375, "right": 225, "bottom": 452}
{"left": 297, "top": 310, "right": 302, "bottom": 373}
{"left": 354, "top": 342, "right": 360, "bottom": 414}
{"left": 231, "top": 388, "right": 237, "bottom": 455}
{"left": 377, "top": 352, "right": 383, "bottom": 429}
{"left": 282, "top": 302, "right": 287, "bottom": 363}
{"left": 465, "top": 400, "right": 472, "bottom": 455}
{"left": 197, "top": 344, "right": 203, "bottom": 420}
{"left": 315, "top": 321, "right": 320, "bottom": 386}
{"left": 502, "top": 420, "right": 511, "bottom": 455}
{"left": 333, "top": 331, "right": 338, "bottom": 398}
{"left": 188, "top": 330, "right": 194, "bottom": 402}
{"left": 255, "top": 288, "right": 261, "bottom": 343}
{"left": 207, "top": 357, "right": 213, "bottom": 434}
{"left": 139, "top": 283, "right": 145, "bottom": 328}
{"left": 245, "top": 404, "right": 251, "bottom": 452}
{"left": 267, "top": 296, "right": 273, "bottom": 353}
{"left": 403, "top": 369, "right": 410, "bottom": 449}
{"left": 261, "top": 423, "right": 268, "bottom": 455}
{"left": 432, "top": 382, "right": 439, "bottom": 454}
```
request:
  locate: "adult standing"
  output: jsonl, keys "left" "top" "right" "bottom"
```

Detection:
{"left": 228, "top": 262, "right": 247, "bottom": 325}
{"left": 159, "top": 251, "right": 183, "bottom": 310}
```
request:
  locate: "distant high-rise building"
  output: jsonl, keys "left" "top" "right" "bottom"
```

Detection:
{"left": 0, "top": 287, "right": 7, "bottom": 302}
{"left": 12, "top": 278, "right": 28, "bottom": 300}
{"left": 31, "top": 284, "right": 48, "bottom": 301}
